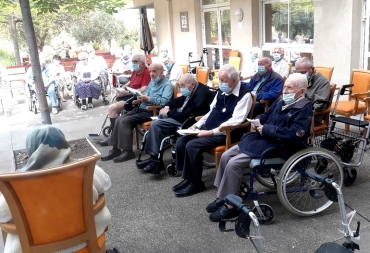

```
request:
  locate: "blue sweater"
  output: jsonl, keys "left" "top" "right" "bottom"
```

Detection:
{"left": 140, "top": 77, "right": 173, "bottom": 109}
{"left": 246, "top": 70, "right": 283, "bottom": 102}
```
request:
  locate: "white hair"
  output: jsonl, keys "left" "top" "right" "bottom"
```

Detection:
{"left": 220, "top": 64, "right": 240, "bottom": 82}
{"left": 287, "top": 73, "right": 308, "bottom": 90}
{"left": 78, "top": 52, "right": 88, "bottom": 60}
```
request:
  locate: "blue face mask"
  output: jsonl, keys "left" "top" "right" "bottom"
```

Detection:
{"left": 82, "top": 60, "right": 88, "bottom": 66}
{"left": 153, "top": 76, "right": 160, "bottom": 83}
{"left": 306, "top": 72, "right": 311, "bottom": 82}
{"left": 180, "top": 87, "right": 191, "bottom": 97}
{"left": 282, "top": 93, "right": 295, "bottom": 104}
{"left": 122, "top": 59, "right": 129, "bottom": 64}
{"left": 258, "top": 66, "right": 266, "bottom": 75}
{"left": 132, "top": 64, "right": 140, "bottom": 71}
{"left": 273, "top": 54, "right": 281, "bottom": 62}
{"left": 166, "top": 64, "right": 173, "bottom": 71}
{"left": 250, "top": 55, "right": 255, "bottom": 62}
{"left": 219, "top": 83, "right": 232, "bottom": 93}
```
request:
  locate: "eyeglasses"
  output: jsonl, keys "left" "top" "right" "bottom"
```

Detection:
{"left": 132, "top": 60, "right": 140, "bottom": 64}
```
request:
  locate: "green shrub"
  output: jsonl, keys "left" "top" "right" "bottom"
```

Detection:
{"left": 0, "top": 49, "right": 16, "bottom": 66}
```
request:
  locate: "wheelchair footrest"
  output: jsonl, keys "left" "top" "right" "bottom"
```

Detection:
{"left": 250, "top": 158, "right": 286, "bottom": 169}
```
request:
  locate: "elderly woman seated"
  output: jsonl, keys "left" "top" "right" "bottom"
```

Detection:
{"left": 74, "top": 51, "right": 102, "bottom": 110}
{"left": 0, "top": 125, "right": 111, "bottom": 252}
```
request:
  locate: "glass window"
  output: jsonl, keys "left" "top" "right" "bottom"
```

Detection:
{"left": 203, "top": 0, "right": 229, "bottom": 4}
{"left": 263, "top": 0, "right": 314, "bottom": 45}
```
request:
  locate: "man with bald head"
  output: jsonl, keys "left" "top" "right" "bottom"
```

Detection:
{"left": 137, "top": 73, "right": 214, "bottom": 173}
{"left": 207, "top": 73, "right": 312, "bottom": 222}
{"left": 101, "top": 63, "right": 173, "bottom": 163}
{"left": 246, "top": 57, "right": 283, "bottom": 117}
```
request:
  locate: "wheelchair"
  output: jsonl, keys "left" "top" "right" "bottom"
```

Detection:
{"left": 236, "top": 143, "right": 343, "bottom": 224}
{"left": 71, "top": 71, "right": 110, "bottom": 108}
{"left": 27, "top": 82, "right": 62, "bottom": 114}
{"left": 219, "top": 170, "right": 361, "bottom": 253}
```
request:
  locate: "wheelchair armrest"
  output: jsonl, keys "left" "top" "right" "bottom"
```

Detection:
{"left": 146, "top": 105, "right": 163, "bottom": 116}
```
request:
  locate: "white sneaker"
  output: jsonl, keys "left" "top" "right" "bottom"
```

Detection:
{"left": 52, "top": 108, "right": 58, "bottom": 115}
{"left": 81, "top": 105, "right": 87, "bottom": 110}
{"left": 88, "top": 103, "right": 93, "bottom": 109}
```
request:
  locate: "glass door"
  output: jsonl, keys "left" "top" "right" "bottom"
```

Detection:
{"left": 202, "top": 6, "right": 231, "bottom": 70}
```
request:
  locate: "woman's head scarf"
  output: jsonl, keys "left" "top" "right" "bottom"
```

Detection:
{"left": 21, "top": 126, "right": 71, "bottom": 171}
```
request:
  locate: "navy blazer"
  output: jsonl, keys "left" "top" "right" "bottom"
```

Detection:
{"left": 238, "top": 97, "right": 313, "bottom": 158}
{"left": 166, "top": 83, "right": 215, "bottom": 123}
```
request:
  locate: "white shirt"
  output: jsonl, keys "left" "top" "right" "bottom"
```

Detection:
{"left": 272, "top": 59, "right": 289, "bottom": 78}
{"left": 195, "top": 82, "right": 253, "bottom": 135}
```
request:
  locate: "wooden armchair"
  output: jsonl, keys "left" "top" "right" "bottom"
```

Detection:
{"left": 197, "top": 93, "right": 256, "bottom": 169}
{"left": 311, "top": 83, "right": 337, "bottom": 133}
{"left": 211, "top": 57, "right": 241, "bottom": 88}
{"left": 196, "top": 66, "right": 210, "bottom": 85}
{"left": 315, "top": 66, "right": 334, "bottom": 82}
{"left": 179, "top": 64, "right": 189, "bottom": 74}
{"left": 330, "top": 69, "right": 370, "bottom": 132}
{"left": 0, "top": 154, "right": 107, "bottom": 253}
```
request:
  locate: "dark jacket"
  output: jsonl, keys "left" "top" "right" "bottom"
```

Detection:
{"left": 246, "top": 69, "right": 283, "bottom": 102}
{"left": 238, "top": 97, "right": 313, "bottom": 158}
{"left": 166, "top": 83, "right": 214, "bottom": 123}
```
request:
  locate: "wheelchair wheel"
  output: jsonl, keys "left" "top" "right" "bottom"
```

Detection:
{"left": 166, "top": 164, "right": 179, "bottom": 177}
{"left": 103, "top": 99, "right": 110, "bottom": 105}
{"left": 277, "top": 147, "right": 343, "bottom": 217}
{"left": 57, "top": 97, "right": 62, "bottom": 110}
{"left": 251, "top": 203, "right": 274, "bottom": 224}
{"left": 102, "top": 126, "right": 111, "bottom": 138}
{"left": 343, "top": 167, "right": 357, "bottom": 186}
{"left": 256, "top": 170, "right": 299, "bottom": 189}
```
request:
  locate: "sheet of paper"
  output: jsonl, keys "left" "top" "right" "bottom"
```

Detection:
{"left": 126, "top": 86, "right": 142, "bottom": 96}
{"left": 177, "top": 129, "right": 200, "bottom": 136}
{"left": 246, "top": 118, "right": 261, "bottom": 127}
{"left": 151, "top": 116, "right": 159, "bottom": 120}
{"left": 114, "top": 87, "right": 126, "bottom": 93}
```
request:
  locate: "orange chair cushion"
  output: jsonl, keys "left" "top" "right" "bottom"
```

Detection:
{"left": 331, "top": 101, "right": 367, "bottom": 113}
{"left": 74, "top": 232, "right": 106, "bottom": 253}
{"left": 210, "top": 142, "right": 239, "bottom": 153}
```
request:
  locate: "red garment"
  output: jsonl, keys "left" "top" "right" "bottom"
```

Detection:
{"left": 129, "top": 67, "right": 150, "bottom": 89}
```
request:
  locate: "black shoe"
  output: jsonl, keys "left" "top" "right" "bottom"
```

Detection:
{"left": 206, "top": 198, "right": 225, "bottom": 213}
{"left": 101, "top": 149, "right": 121, "bottom": 161}
{"left": 174, "top": 181, "right": 206, "bottom": 197}
{"left": 172, "top": 179, "right": 191, "bottom": 192}
{"left": 136, "top": 157, "right": 155, "bottom": 169}
{"left": 209, "top": 204, "right": 239, "bottom": 222}
{"left": 143, "top": 161, "right": 157, "bottom": 173}
{"left": 113, "top": 151, "right": 136, "bottom": 163}
{"left": 99, "top": 137, "right": 110, "bottom": 147}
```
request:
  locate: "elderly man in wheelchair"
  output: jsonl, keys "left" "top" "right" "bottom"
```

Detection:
{"left": 26, "top": 57, "right": 60, "bottom": 115}
{"left": 206, "top": 73, "right": 313, "bottom": 222}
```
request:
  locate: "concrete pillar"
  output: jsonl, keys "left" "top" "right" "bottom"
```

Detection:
{"left": 313, "top": 0, "right": 363, "bottom": 86}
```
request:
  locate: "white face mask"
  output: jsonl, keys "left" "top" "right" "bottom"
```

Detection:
{"left": 53, "top": 60, "right": 60, "bottom": 65}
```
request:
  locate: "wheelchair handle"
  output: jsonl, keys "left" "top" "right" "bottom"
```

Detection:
{"left": 340, "top": 84, "right": 354, "bottom": 95}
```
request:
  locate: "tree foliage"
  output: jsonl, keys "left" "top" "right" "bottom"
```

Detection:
{"left": 271, "top": 0, "right": 314, "bottom": 40}
{"left": 71, "top": 10, "right": 126, "bottom": 49}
